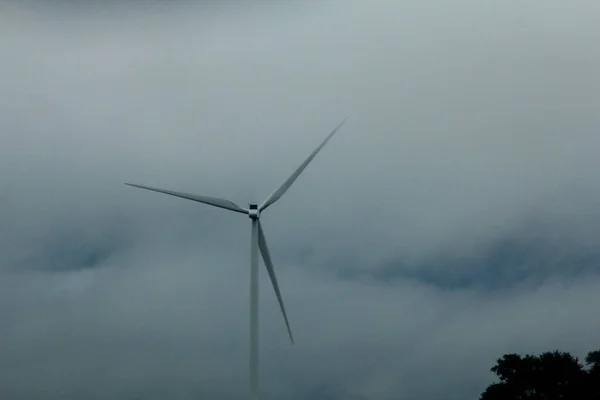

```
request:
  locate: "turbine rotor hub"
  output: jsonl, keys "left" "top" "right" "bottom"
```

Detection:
{"left": 248, "top": 203, "right": 260, "bottom": 219}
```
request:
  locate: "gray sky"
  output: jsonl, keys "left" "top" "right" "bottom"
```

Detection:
{"left": 1, "top": 1, "right": 600, "bottom": 399}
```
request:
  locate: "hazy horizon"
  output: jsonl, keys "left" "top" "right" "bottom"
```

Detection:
{"left": 1, "top": 1, "right": 600, "bottom": 399}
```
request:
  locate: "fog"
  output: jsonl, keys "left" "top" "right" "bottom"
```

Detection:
{"left": 1, "top": 1, "right": 599, "bottom": 399}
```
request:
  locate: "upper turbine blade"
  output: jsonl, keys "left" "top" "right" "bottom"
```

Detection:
{"left": 259, "top": 118, "right": 347, "bottom": 212}
{"left": 257, "top": 220, "right": 294, "bottom": 344}
{"left": 124, "top": 183, "right": 247, "bottom": 214}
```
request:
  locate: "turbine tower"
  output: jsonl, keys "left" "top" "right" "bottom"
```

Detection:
{"left": 125, "top": 118, "right": 347, "bottom": 400}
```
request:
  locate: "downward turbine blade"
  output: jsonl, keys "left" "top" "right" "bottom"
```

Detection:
{"left": 257, "top": 220, "right": 294, "bottom": 344}
{"left": 124, "top": 183, "right": 247, "bottom": 214}
{"left": 259, "top": 118, "right": 347, "bottom": 212}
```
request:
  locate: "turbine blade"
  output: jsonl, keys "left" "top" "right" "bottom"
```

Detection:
{"left": 124, "top": 183, "right": 247, "bottom": 214}
{"left": 259, "top": 118, "right": 347, "bottom": 212}
{"left": 257, "top": 220, "right": 294, "bottom": 344}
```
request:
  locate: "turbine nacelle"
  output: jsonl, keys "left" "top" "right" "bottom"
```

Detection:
{"left": 248, "top": 204, "right": 260, "bottom": 219}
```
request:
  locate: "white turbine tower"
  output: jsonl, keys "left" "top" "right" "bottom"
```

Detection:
{"left": 125, "top": 119, "right": 347, "bottom": 400}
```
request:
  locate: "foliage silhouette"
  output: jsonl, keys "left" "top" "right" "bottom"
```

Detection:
{"left": 480, "top": 349, "right": 600, "bottom": 400}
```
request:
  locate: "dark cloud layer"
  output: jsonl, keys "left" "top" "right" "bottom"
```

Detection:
{"left": 1, "top": 1, "right": 600, "bottom": 399}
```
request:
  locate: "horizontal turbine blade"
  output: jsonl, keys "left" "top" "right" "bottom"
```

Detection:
{"left": 257, "top": 220, "right": 294, "bottom": 344}
{"left": 124, "top": 183, "right": 247, "bottom": 214}
{"left": 259, "top": 118, "right": 347, "bottom": 212}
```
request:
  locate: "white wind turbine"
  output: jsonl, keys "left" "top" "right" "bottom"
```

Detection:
{"left": 125, "top": 118, "right": 347, "bottom": 400}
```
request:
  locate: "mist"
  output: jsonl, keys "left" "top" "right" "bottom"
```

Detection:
{"left": 1, "top": 1, "right": 599, "bottom": 399}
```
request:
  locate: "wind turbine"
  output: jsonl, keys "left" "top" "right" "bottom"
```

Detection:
{"left": 125, "top": 118, "right": 347, "bottom": 400}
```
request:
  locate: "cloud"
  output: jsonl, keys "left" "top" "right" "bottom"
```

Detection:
{"left": 1, "top": 0, "right": 600, "bottom": 399}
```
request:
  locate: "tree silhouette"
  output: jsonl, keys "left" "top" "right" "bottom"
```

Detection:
{"left": 480, "top": 349, "right": 600, "bottom": 400}
{"left": 587, "top": 351, "right": 600, "bottom": 400}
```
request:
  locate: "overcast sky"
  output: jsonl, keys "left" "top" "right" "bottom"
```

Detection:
{"left": 1, "top": 1, "right": 600, "bottom": 399}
